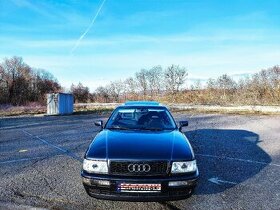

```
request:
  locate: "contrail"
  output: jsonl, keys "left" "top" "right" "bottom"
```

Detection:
{"left": 70, "top": 0, "right": 106, "bottom": 54}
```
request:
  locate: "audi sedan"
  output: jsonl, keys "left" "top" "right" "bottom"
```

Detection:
{"left": 81, "top": 101, "right": 199, "bottom": 201}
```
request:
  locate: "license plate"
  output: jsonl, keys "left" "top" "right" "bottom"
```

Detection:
{"left": 117, "top": 183, "right": 161, "bottom": 193}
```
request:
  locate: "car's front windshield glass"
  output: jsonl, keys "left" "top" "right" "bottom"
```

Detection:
{"left": 106, "top": 107, "right": 176, "bottom": 131}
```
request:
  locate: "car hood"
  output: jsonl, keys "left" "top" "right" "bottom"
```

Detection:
{"left": 86, "top": 129, "right": 194, "bottom": 161}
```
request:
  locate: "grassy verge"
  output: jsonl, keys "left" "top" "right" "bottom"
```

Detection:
{"left": 73, "top": 107, "right": 114, "bottom": 115}
{"left": 170, "top": 108, "right": 277, "bottom": 115}
{"left": 0, "top": 104, "right": 46, "bottom": 117}
{"left": 1, "top": 103, "right": 279, "bottom": 117}
{"left": 0, "top": 105, "right": 113, "bottom": 117}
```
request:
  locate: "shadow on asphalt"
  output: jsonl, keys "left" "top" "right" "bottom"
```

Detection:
{"left": 185, "top": 129, "right": 271, "bottom": 195}
{"left": 0, "top": 114, "right": 110, "bottom": 130}
{"left": 159, "top": 201, "right": 182, "bottom": 210}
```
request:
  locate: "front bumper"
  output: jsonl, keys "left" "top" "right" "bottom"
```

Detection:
{"left": 81, "top": 171, "right": 199, "bottom": 202}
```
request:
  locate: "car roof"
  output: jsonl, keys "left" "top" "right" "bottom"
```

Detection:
{"left": 118, "top": 101, "right": 167, "bottom": 109}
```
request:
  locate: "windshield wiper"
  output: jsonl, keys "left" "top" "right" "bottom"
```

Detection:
{"left": 140, "top": 127, "right": 164, "bottom": 131}
{"left": 107, "top": 126, "right": 130, "bottom": 130}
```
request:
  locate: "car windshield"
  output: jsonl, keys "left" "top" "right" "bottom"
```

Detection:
{"left": 106, "top": 107, "right": 177, "bottom": 131}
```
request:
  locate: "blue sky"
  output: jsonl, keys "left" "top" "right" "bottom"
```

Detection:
{"left": 1, "top": 0, "right": 280, "bottom": 90}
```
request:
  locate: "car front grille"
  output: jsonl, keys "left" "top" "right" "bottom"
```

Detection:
{"left": 110, "top": 161, "right": 169, "bottom": 176}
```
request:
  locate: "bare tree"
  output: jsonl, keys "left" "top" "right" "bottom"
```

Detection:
{"left": 135, "top": 69, "right": 148, "bottom": 98}
{"left": 124, "top": 77, "right": 137, "bottom": 100}
{"left": 108, "top": 80, "right": 124, "bottom": 102}
{"left": 216, "top": 74, "right": 236, "bottom": 102}
{"left": 95, "top": 86, "right": 110, "bottom": 103}
{"left": 206, "top": 78, "right": 216, "bottom": 90}
{"left": 147, "top": 66, "right": 163, "bottom": 96}
{"left": 0, "top": 64, "right": 8, "bottom": 103}
{"left": 32, "top": 69, "right": 61, "bottom": 102}
{"left": 0, "top": 56, "right": 61, "bottom": 105}
{"left": 268, "top": 66, "right": 280, "bottom": 103}
{"left": 71, "top": 82, "right": 90, "bottom": 103}
{"left": 0, "top": 56, "right": 32, "bottom": 105}
{"left": 164, "top": 65, "right": 187, "bottom": 94}
{"left": 191, "top": 80, "right": 202, "bottom": 90}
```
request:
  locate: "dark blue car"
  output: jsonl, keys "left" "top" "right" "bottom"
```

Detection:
{"left": 81, "top": 101, "right": 198, "bottom": 201}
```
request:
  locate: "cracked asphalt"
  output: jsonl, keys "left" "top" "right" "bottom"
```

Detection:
{"left": 0, "top": 112, "right": 280, "bottom": 210}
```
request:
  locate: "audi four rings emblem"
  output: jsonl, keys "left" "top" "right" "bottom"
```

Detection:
{"left": 128, "top": 163, "right": 151, "bottom": 172}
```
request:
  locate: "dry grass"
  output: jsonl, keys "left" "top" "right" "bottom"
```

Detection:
{"left": 171, "top": 108, "right": 278, "bottom": 116}
{"left": 0, "top": 103, "right": 46, "bottom": 117}
{"left": 73, "top": 106, "right": 113, "bottom": 115}
{"left": 0, "top": 103, "right": 113, "bottom": 117}
{"left": 1, "top": 103, "right": 279, "bottom": 117}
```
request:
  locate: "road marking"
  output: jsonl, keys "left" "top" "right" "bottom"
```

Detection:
{"left": 196, "top": 153, "right": 280, "bottom": 168}
{"left": 22, "top": 130, "right": 83, "bottom": 163}
{"left": 208, "top": 177, "right": 237, "bottom": 185}
{"left": 0, "top": 156, "right": 44, "bottom": 164}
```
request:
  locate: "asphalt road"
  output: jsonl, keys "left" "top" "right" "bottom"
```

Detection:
{"left": 0, "top": 113, "right": 280, "bottom": 210}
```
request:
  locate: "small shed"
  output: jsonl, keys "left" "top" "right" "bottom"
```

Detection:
{"left": 47, "top": 93, "right": 74, "bottom": 115}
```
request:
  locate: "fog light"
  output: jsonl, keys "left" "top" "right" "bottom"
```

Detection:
{"left": 82, "top": 178, "right": 110, "bottom": 186}
{"left": 82, "top": 177, "right": 92, "bottom": 185}
{"left": 93, "top": 180, "right": 110, "bottom": 186}
{"left": 168, "top": 181, "right": 189, "bottom": 187}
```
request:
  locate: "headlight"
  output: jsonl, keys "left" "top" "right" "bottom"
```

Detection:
{"left": 171, "top": 160, "right": 197, "bottom": 173}
{"left": 83, "top": 159, "right": 108, "bottom": 174}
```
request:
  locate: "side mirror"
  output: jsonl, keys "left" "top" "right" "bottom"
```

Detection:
{"left": 94, "top": 120, "right": 103, "bottom": 129}
{"left": 179, "top": 120, "right": 188, "bottom": 132}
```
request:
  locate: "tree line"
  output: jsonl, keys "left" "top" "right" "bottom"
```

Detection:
{"left": 1, "top": 56, "right": 279, "bottom": 106}
{"left": 0, "top": 56, "right": 61, "bottom": 105}
{"left": 71, "top": 65, "right": 188, "bottom": 103}
{"left": 177, "top": 67, "right": 280, "bottom": 105}
{"left": 72, "top": 65, "right": 280, "bottom": 105}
